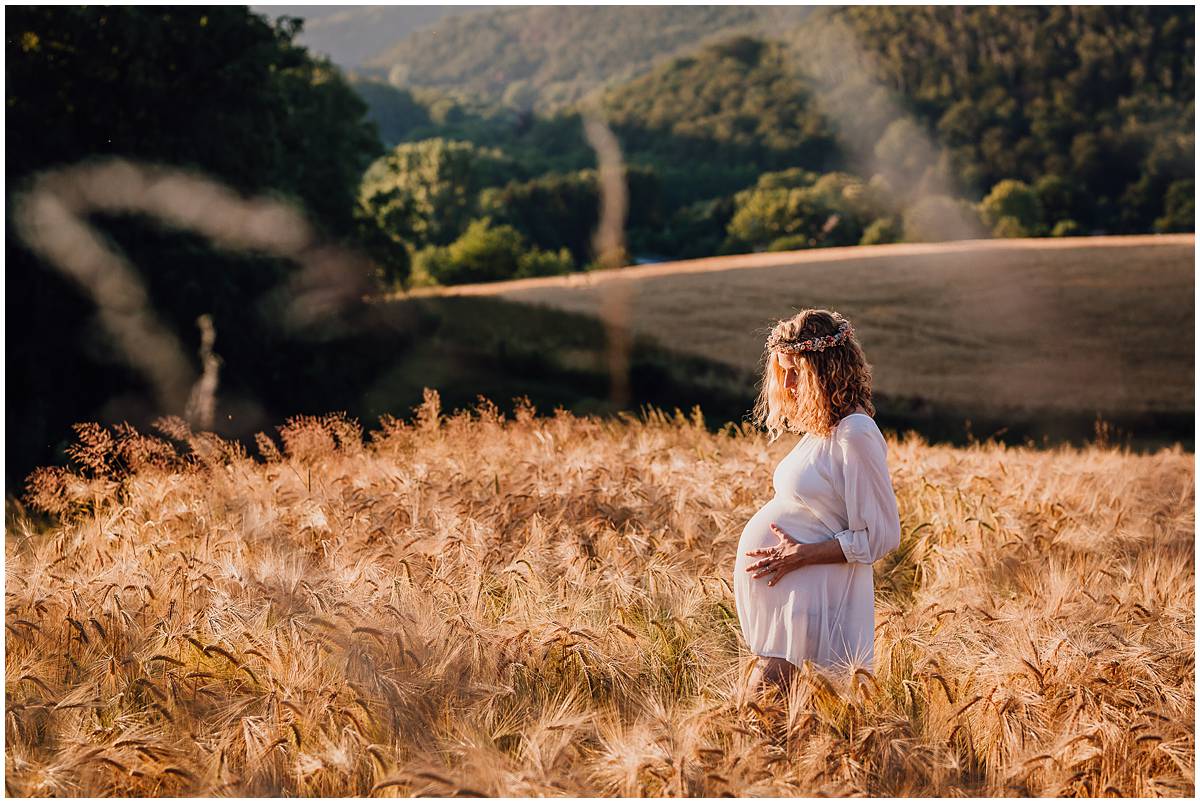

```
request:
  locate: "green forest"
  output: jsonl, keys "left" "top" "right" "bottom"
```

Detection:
{"left": 5, "top": 5, "right": 1195, "bottom": 487}
{"left": 352, "top": 6, "right": 1193, "bottom": 287}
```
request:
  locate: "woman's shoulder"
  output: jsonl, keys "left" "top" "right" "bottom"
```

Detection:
{"left": 836, "top": 412, "right": 878, "bottom": 432}
{"left": 833, "top": 412, "right": 885, "bottom": 450}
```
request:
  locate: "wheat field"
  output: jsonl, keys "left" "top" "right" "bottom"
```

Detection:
{"left": 5, "top": 391, "right": 1194, "bottom": 796}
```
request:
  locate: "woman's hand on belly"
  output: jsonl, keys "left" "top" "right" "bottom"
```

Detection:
{"left": 744, "top": 520, "right": 852, "bottom": 585}
{"left": 744, "top": 522, "right": 809, "bottom": 587}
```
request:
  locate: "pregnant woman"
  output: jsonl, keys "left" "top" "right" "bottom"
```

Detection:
{"left": 734, "top": 308, "right": 902, "bottom": 699}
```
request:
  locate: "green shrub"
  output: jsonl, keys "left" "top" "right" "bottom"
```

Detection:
{"left": 767, "top": 234, "right": 812, "bottom": 251}
{"left": 861, "top": 217, "right": 901, "bottom": 245}
{"left": 980, "top": 179, "right": 1043, "bottom": 235}
{"left": 1154, "top": 179, "right": 1195, "bottom": 233}
{"left": 1034, "top": 174, "right": 1083, "bottom": 227}
{"left": 407, "top": 248, "right": 442, "bottom": 288}
{"left": 727, "top": 171, "right": 873, "bottom": 251}
{"left": 516, "top": 247, "right": 575, "bottom": 278}
{"left": 413, "top": 218, "right": 524, "bottom": 285}
{"left": 1050, "top": 219, "right": 1084, "bottom": 237}
{"left": 992, "top": 216, "right": 1030, "bottom": 238}
{"left": 413, "top": 218, "right": 577, "bottom": 286}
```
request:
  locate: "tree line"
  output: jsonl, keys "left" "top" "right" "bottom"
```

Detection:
{"left": 353, "top": 6, "right": 1192, "bottom": 287}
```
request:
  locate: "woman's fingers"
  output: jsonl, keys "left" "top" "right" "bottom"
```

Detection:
{"left": 746, "top": 558, "right": 771, "bottom": 573}
{"left": 770, "top": 522, "right": 798, "bottom": 543}
{"left": 749, "top": 561, "right": 782, "bottom": 579}
{"left": 744, "top": 548, "right": 774, "bottom": 556}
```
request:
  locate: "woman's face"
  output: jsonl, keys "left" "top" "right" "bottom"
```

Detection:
{"left": 776, "top": 351, "right": 802, "bottom": 397}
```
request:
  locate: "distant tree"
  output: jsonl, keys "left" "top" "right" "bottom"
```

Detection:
{"left": 1033, "top": 175, "right": 1086, "bottom": 232}
{"left": 501, "top": 79, "right": 538, "bottom": 111}
{"left": 991, "top": 217, "right": 1031, "bottom": 239}
{"left": 363, "top": 5, "right": 797, "bottom": 110}
{"left": 709, "top": 34, "right": 768, "bottom": 65}
{"left": 478, "top": 171, "right": 599, "bottom": 264}
{"left": 1051, "top": 220, "right": 1085, "bottom": 237}
{"left": 979, "top": 179, "right": 1044, "bottom": 237}
{"left": 354, "top": 7, "right": 1194, "bottom": 262}
{"left": 601, "top": 35, "right": 842, "bottom": 199}
{"left": 1155, "top": 179, "right": 1195, "bottom": 233}
{"left": 356, "top": 138, "right": 518, "bottom": 282}
{"left": 725, "top": 188, "right": 798, "bottom": 249}
{"left": 479, "top": 165, "right": 664, "bottom": 264}
{"left": 755, "top": 168, "right": 821, "bottom": 190}
{"left": 413, "top": 218, "right": 524, "bottom": 285}
{"left": 349, "top": 79, "right": 434, "bottom": 145}
{"left": 412, "top": 218, "right": 574, "bottom": 286}
{"left": 766, "top": 234, "right": 811, "bottom": 252}
{"left": 860, "top": 217, "right": 901, "bottom": 245}
{"left": 725, "top": 169, "right": 879, "bottom": 251}
{"left": 639, "top": 196, "right": 737, "bottom": 259}
{"left": 515, "top": 246, "right": 575, "bottom": 279}
{"left": 874, "top": 118, "right": 934, "bottom": 193}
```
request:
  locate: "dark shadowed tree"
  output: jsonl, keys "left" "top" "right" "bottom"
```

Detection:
{"left": 6, "top": 5, "right": 384, "bottom": 488}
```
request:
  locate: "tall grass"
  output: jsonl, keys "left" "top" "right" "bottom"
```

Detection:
{"left": 6, "top": 391, "right": 1193, "bottom": 796}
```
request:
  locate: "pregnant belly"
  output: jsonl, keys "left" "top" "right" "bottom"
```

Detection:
{"left": 738, "top": 496, "right": 834, "bottom": 554}
{"left": 733, "top": 497, "right": 865, "bottom": 667}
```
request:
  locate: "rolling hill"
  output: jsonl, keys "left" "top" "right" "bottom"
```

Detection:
{"left": 364, "top": 5, "right": 815, "bottom": 110}
{"left": 396, "top": 235, "right": 1195, "bottom": 444}
{"left": 249, "top": 5, "right": 489, "bottom": 69}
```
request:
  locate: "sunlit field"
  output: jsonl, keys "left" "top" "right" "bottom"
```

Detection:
{"left": 408, "top": 235, "right": 1195, "bottom": 418}
{"left": 6, "top": 392, "right": 1194, "bottom": 797}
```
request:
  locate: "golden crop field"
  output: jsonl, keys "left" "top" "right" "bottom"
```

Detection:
{"left": 409, "top": 235, "right": 1196, "bottom": 417}
{"left": 5, "top": 391, "right": 1193, "bottom": 796}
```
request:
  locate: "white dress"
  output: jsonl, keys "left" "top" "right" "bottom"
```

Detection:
{"left": 733, "top": 412, "right": 902, "bottom": 673}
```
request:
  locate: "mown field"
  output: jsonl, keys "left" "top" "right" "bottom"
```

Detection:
{"left": 5, "top": 393, "right": 1193, "bottom": 796}
{"left": 406, "top": 235, "right": 1194, "bottom": 436}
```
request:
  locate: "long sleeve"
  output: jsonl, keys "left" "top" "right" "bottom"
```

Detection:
{"left": 831, "top": 419, "right": 902, "bottom": 564}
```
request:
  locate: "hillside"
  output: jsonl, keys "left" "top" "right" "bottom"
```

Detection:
{"left": 365, "top": 5, "right": 814, "bottom": 111}
{"left": 7, "top": 397, "right": 1193, "bottom": 795}
{"left": 400, "top": 236, "right": 1195, "bottom": 440}
{"left": 249, "top": 5, "right": 488, "bottom": 69}
{"left": 601, "top": 36, "right": 834, "bottom": 167}
{"left": 598, "top": 36, "right": 841, "bottom": 208}
{"left": 833, "top": 6, "right": 1194, "bottom": 233}
{"left": 351, "top": 6, "right": 1192, "bottom": 281}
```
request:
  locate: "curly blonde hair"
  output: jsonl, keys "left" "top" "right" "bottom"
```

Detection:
{"left": 750, "top": 309, "right": 875, "bottom": 442}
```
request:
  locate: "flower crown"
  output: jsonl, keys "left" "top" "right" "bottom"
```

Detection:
{"left": 767, "top": 320, "right": 854, "bottom": 354}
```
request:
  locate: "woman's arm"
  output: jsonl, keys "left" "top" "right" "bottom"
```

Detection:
{"left": 830, "top": 420, "right": 902, "bottom": 564}
{"left": 748, "top": 421, "right": 901, "bottom": 585}
{"left": 794, "top": 537, "right": 849, "bottom": 567}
